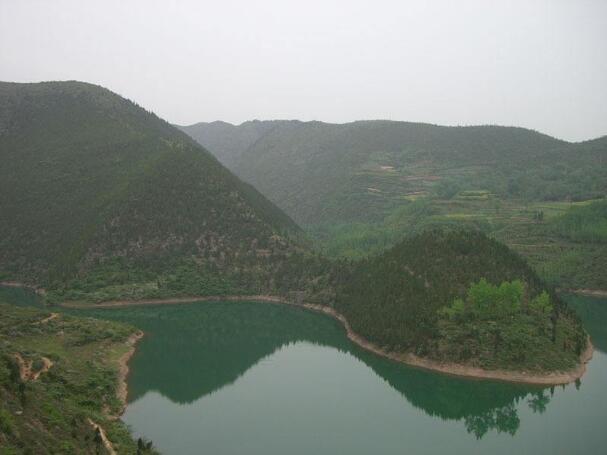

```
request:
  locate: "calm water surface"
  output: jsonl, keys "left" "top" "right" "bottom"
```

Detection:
{"left": 2, "top": 287, "right": 606, "bottom": 454}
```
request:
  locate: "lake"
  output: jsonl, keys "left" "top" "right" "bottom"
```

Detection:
{"left": 2, "top": 287, "right": 606, "bottom": 454}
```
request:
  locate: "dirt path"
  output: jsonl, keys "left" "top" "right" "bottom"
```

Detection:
{"left": 87, "top": 418, "right": 116, "bottom": 455}
{"left": 30, "top": 357, "right": 53, "bottom": 381}
{"left": 62, "top": 294, "right": 593, "bottom": 386}
{"left": 35, "top": 313, "right": 59, "bottom": 324}
{"left": 13, "top": 353, "right": 53, "bottom": 381}
{"left": 13, "top": 353, "right": 30, "bottom": 381}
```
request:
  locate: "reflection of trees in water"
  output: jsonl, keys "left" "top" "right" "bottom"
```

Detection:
{"left": 465, "top": 403, "right": 519, "bottom": 439}
{"left": 527, "top": 389, "right": 551, "bottom": 415}
{"left": 77, "top": 301, "right": 349, "bottom": 404}
{"left": 352, "top": 345, "right": 554, "bottom": 438}
{"left": 79, "top": 301, "right": 561, "bottom": 439}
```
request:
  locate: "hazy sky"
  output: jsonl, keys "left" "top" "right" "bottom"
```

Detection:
{"left": 1, "top": 0, "right": 606, "bottom": 141}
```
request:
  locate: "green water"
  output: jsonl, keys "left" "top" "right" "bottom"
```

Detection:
{"left": 2, "top": 287, "right": 606, "bottom": 454}
{"left": 0, "top": 286, "right": 42, "bottom": 307}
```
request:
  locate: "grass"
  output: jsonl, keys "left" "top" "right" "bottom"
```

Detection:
{"left": 0, "top": 302, "right": 157, "bottom": 454}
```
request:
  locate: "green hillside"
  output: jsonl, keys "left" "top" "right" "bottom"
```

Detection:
{"left": 181, "top": 120, "right": 607, "bottom": 289}
{"left": 550, "top": 199, "right": 607, "bottom": 243}
{"left": 0, "top": 82, "right": 318, "bottom": 301}
{"left": 180, "top": 120, "right": 606, "bottom": 225}
{"left": 334, "top": 230, "right": 587, "bottom": 372}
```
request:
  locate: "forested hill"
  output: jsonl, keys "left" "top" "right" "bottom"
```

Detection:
{"left": 0, "top": 81, "right": 303, "bottom": 291}
{"left": 334, "top": 230, "right": 587, "bottom": 372}
{"left": 179, "top": 120, "right": 606, "bottom": 225}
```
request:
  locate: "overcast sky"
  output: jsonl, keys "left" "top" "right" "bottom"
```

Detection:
{"left": 1, "top": 0, "right": 606, "bottom": 141}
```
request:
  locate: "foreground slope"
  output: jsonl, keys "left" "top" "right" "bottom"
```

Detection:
{"left": 0, "top": 302, "right": 153, "bottom": 453}
{"left": 0, "top": 82, "right": 314, "bottom": 299}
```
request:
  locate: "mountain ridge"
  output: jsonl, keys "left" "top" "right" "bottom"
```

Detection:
{"left": 179, "top": 118, "right": 606, "bottom": 144}
{"left": 180, "top": 119, "right": 606, "bottom": 225}
{"left": 0, "top": 81, "right": 305, "bottom": 292}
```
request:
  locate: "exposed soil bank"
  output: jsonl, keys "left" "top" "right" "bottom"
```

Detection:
{"left": 560, "top": 288, "right": 607, "bottom": 298}
{"left": 61, "top": 295, "right": 287, "bottom": 309}
{"left": 0, "top": 281, "right": 46, "bottom": 295}
{"left": 114, "top": 330, "right": 144, "bottom": 418}
{"left": 62, "top": 295, "right": 593, "bottom": 386}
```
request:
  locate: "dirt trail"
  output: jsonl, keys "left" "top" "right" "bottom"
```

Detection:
{"left": 63, "top": 294, "right": 593, "bottom": 386}
{"left": 35, "top": 313, "right": 59, "bottom": 324}
{"left": 13, "top": 353, "right": 53, "bottom": 381}
{"left": 13, "top": 353, "right": 30, "bottom": 381}
{"left": 87, "top": 418, "right": 116, "bottom": 455}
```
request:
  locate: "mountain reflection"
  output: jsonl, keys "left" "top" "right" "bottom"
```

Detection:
{"left": 75, "top": 300, "right": 571, "bottom": 439}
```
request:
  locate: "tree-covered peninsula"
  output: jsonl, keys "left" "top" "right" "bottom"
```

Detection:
{"left": 333, "top": 230, "right": 588, "bottom": 374}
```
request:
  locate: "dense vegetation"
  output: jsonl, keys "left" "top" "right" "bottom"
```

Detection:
{"left": 181, "top": 120, "right": 607, "bottom": 290}
{"left": 0, "top": 82, "right": 589, "bottom": 375}
{"left": 0, "top": 82, "right": 335, "bottom": 302}
{"left": 180, "top": 120, "right": 606, "bottom": 225}
{"left": 436, "top": 279, "right": 580, "bottom": 370}
{"left": 550, "top": 199, "right": 607, "bottom": 243}
{"left": 0, "top": 302, "right": 156, "bottom": 453}
{"left": 308, "top": 197, "right": 607, "bottom": 290}
{"left": 333, "top": 230, "right": 587, "bottom": 371}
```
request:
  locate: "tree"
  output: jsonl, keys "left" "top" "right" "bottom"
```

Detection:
{"left": 94, "top": 427, "right": 102, "bottom": 454}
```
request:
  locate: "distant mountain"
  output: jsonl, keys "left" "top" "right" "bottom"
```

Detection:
{"left": 180, "top": 120, "right": 606, "bottom": 225}
{"left": 177, "top": 120, "right": 290, "bottom": 168}
{"left": 0, "top": 82, "right": 304, "bottom": 292}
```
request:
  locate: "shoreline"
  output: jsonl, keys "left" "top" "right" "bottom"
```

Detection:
{"left": 560, "top": 288, "right": 607, "bottom": 298}
{"left": 62, "top": 294, "right": 594, "bottom": 387}
{"left": 297, "top": 302, "right": 594, "bottom": 386}
{"left": 114, "top": 330, "right": 144, "bottom": 418}
{"left": 0, "top": 280, "right": 46, "bottom": 295}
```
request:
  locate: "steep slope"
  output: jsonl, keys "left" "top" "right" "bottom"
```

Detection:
{"left": 181, "top": 120, "right": 606, "bottom": 225}
{"left": 0, "top": 82, "right": 306, "bottom": 296}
